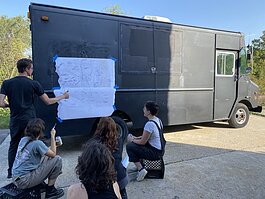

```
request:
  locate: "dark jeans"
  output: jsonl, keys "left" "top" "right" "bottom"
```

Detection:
{"left": 8, "top": 120, "right": 28, "bottom": 175}
{"left": 120, "top": 188, "right": 127, "bottom": 199}
{"left": 126, "top": 142, "right": 162, "bottom": 163}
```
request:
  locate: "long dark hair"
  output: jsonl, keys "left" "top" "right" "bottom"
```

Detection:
{"left": 76, "top": 140, "right": 116, "bottom": 192}
{"left": 93, "top": 117, "right": 118, "bottom": 152}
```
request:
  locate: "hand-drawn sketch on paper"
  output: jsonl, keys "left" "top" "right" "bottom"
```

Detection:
{"left": 54, "top": 57, "right": 115, "bottom": 120}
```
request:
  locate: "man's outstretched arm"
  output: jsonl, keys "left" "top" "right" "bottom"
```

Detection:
{"left": 39, "top": 91, "right": 69, "bottom": 105}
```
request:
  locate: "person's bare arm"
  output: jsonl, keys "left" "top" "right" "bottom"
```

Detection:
{"left": 0, "top": 94, "right": 9, "bottom": 108}
{"left": 113, "top": 182, "right": 122, "bottom": 199}
{"left": 67, "top": 183, "right": 88, "bottom": 199}
{"left": 128, "top": 131, "right": 151, "bottom": 145}
{"left": 39, "top": 91, "right": 69, "bottom": 105}
{"left": 45, "top": 128, "right": 57, "bottom": 157}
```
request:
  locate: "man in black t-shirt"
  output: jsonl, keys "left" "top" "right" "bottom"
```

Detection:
{"left": 0, "top": 58, "right": 69, "bottom": 178}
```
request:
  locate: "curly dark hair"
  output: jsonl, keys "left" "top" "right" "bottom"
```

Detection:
{"left": 145, "top": 101, "right": 159, "bottom": 115}
{"left": 76, "top": 140, "right": 116, "bottom": 192}
{"left": 24, "top": 118, "right": 45, "bottom": 140}
{"left": 93, "top": 117, "right": 118, "bottom": 152}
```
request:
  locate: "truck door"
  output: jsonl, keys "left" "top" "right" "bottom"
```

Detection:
{"left": 214, "top": 50, "right": 238, "bottom": 119}
{"left": 153, "top": 25, "right": 183, "bottom": 124}
{"left": 118, "top": 23, "right": 156, "bottom": 124}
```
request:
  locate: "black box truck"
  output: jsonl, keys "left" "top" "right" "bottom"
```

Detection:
{"left": 28, "top": 3, "right": 262, "bottom": 140}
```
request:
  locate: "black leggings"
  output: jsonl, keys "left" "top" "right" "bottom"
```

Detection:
{"left": 126, "top": 142, "right": 162, "bottom": 162}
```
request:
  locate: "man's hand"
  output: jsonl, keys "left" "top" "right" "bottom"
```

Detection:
{"left": 0, "top": 94, "right": 9, "bottom": 108}
{"left": 63, "top": 91, "right": 69, "bottom": 99}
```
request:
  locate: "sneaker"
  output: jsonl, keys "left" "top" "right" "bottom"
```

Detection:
{"left": 136, "top": 168, "right": 148, "bottom": 181}
{"left": 45, "top": 187, "right": 64, "bottom": 199}
{"left": 39, "top": 182, "right": 48, "bottom": 193}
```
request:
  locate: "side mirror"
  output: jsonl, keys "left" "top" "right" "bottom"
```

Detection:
{"left": 247, "top": 53, "right": 252, "bottom": 60}
{"left": 247, "top": 45, "right": 253, "bottom": 61}
{"left": 246, "top": 67, "right": 252, "bottom": 74}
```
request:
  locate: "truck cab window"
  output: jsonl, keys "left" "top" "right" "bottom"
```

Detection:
{"left": 216, "top": 51, "right": 235, "bottom": 76}
{"left": 239, "top": 48, "right": 248, "bottom": 75}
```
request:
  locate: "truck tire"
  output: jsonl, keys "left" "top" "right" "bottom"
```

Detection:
{"left": 111, "top": 116, "right": 128, "bottom": 144}
{"left": 228, "top": 103, "right": 249, "bottom": 128}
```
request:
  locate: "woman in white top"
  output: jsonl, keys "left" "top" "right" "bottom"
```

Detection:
{"left": 126, "top": 101, "right": 163, "bottom": 182}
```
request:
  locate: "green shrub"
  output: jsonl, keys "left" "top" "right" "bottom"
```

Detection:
{"left": 0, "top": 108, "right": 10, "bottom": 129}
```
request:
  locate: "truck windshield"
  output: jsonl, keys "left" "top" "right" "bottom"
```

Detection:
{"left": 239, "top": 48, "right": 248, "bottom": 75}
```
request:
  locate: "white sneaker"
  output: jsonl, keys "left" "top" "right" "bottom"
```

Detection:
{"left": 136, "top": 168, "right": 148, "bottom": 181}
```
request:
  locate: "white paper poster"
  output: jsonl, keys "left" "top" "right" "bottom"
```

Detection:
{"left": 54, "top": 57, "right": 115, "bottom": 120}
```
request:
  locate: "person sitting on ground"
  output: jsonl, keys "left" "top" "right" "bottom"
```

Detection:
{"left": 126, "top": 101, "right": 164, "bottom": 181}
{"left": 67, "top": 140, "right": 122, "bottom": 199}
{"left": 12, "top": 118, "right": 64, "bottom": 199}
{"left": 92, "top": 117, "right": 129, "bottom": 199}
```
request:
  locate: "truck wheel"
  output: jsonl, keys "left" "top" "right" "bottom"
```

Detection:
{"left": 228, "top": 103, "right": 249, "bottom": 128}
{"left": 111, "top": 116, "right": 128, "bottom": 144}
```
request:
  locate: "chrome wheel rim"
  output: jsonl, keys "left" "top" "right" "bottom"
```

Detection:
{"left": 235, "top": 108, "right": 246, "bottom": 124}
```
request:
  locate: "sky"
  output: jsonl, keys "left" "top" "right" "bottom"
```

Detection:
{"left": 1, "top": 0, "right": 264, "bottom": 43}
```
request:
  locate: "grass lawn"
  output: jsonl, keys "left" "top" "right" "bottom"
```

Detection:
{"left": 0, "top": 109, "right": 9, "bottom": 129}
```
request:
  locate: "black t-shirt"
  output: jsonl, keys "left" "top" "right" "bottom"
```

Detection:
{"left": 84, "top": 183, "right": 118, "bottom": 199}
{"left": 0, "top": 76, "right": 44, "bottom": 120}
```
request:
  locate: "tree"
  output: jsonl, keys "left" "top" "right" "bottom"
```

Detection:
{"left": 103, "top": 4, "right": 126, "bottom": 15}
{"left": 251, "top": 31, "right": 265, "bottom": 93}
{"left": 0, "top": 16, "right": 31, "bottom": 83}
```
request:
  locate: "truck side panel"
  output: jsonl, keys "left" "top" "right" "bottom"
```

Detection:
{"left": 156, "top": 28, "right": 215, "bottom": 125}
{"left": 30, "top": 4, "right": 248, "bottom": 135}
